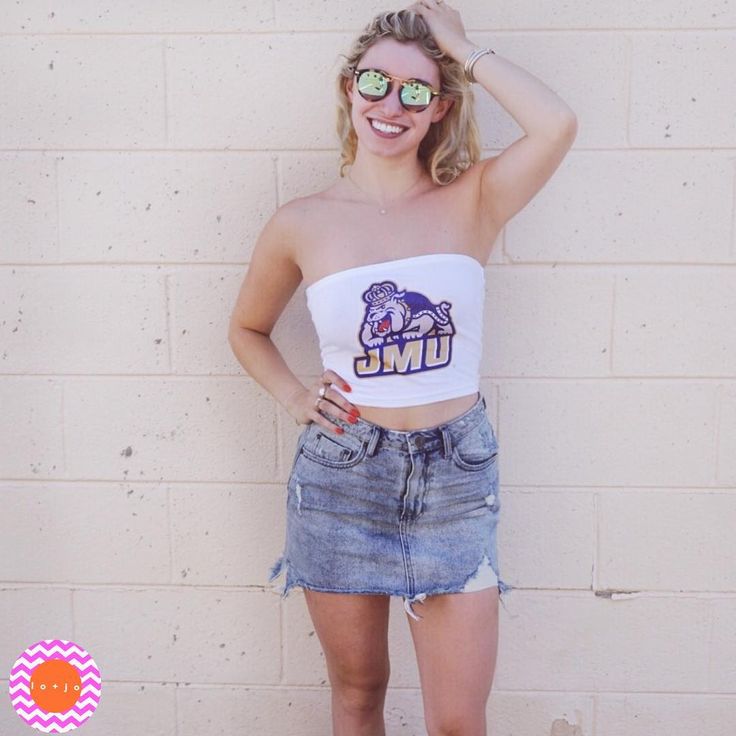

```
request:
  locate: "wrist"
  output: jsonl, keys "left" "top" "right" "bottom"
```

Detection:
{"left": 284, "top": 383, "right": 307, "bottom": 416}
{"left": 448, "top": 38, "right": 477, "bottom": 65}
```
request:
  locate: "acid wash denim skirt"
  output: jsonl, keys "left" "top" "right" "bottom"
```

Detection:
{"left": 268, "top": 391, "right": 513, "bottom": 621}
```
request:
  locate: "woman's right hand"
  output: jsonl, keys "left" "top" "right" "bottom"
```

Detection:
{"left": 287, "top": 370, "right": 361, "bottom": 433}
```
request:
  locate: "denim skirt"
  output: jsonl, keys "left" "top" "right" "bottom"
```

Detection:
{"left": 267, "top": 391, "right": 513, "bottom": 621}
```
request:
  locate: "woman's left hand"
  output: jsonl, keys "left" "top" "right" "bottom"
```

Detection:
{"left": 406, "top": 0, "right": 470, "bottom": 59}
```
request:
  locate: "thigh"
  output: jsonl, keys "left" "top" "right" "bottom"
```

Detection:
{"left": 407, "top": 587, "right": 499, "bottom": 734}
{"left": 303, "top": 589, "right": 392, "bottom": 688}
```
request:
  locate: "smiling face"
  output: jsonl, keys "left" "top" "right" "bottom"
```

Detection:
{"left": 345, "top": 37, "right": 454, "bottom": 157}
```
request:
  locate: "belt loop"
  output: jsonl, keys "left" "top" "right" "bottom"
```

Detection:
{"left": 365, "top": 426, "right": 380, "bottom": 457}
{"left": 440, "top": 426, "right": 452, "bottom": 459}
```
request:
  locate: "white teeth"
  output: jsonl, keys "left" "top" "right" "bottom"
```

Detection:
{"left": 370, "top": 119, "right": 405, "bottom": 134}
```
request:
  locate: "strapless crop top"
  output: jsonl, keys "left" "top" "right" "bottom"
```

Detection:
{"left": 304, "top": 252, "right": 485, "bottom": 408}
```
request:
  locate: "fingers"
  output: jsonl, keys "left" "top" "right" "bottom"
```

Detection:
{"left": 323, "top": 368, "right": 352, "bottom": 395}
{"left": 414, "top": 0, "right": 452, "bottom": 11}
{"left": 311, "top": 370, "right": 362, "bottom": 434}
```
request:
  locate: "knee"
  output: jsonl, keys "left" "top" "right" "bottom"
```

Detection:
{"left": 332, "top": 672, "right": 390, "bottom": 713}
{"left": 427, "top": 713, "right": 485, "bottom": 736}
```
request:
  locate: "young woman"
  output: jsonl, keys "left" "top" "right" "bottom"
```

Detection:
{"left": 228, "top": 2, "right": 577, "bottom": 733}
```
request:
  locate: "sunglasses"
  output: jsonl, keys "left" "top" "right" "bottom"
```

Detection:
{"left": 349, "top": 66, "right": 442, "bottom": 112}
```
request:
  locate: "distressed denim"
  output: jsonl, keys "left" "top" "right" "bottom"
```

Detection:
{"left": 268, "top": 391, "right": 513, "bottom": 620}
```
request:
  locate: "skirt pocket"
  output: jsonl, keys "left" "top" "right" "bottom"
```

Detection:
{"left": 300, "top": 426, "right": 368, "bottom": 469}
{"left": 450, "top": 418, "right": 499, "bottom": 472}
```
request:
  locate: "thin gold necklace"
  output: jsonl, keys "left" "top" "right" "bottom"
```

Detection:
{"left": 346, "top": 168, "right": 426, "bottom": 215}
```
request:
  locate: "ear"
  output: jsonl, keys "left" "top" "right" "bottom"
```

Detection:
{"left": 432, "top": 96, "right": 455, "bottom": 124}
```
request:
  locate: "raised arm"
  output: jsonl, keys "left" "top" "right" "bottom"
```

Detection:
{"left": 453, "top": 38, "right": 578, "bottom": 242}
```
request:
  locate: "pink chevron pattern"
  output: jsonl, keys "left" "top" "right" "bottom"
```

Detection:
{"left": 8, "top": 639, "right": 102, "bottom": 732}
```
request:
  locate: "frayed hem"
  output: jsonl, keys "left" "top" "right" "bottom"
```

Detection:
{"left": 267, "top": 553, "right": 514, "bottom": 615}
{"left": 459, "top": 551, "right": 515, "bottom": 613}
{"left": 268, "top": 554, "right": 400, "bottom": 600}
{"left": 403, "top": 592, "right": 428, "bottom": 621}
{"left": 402, "top": 579, "right": 514, "bottom": 621}
{"left": 267, "top": 554, "right": 291, "bottom": 599}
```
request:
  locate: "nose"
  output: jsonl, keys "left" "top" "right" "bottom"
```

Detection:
{"left": 377, "top": 84, "right": 406, "bottom": 116}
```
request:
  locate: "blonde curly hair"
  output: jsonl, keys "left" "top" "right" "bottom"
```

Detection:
{"left": 335, "top": 9, "right": 481, "bottom": 186}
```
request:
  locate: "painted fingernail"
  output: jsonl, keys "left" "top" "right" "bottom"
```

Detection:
{"left": 348, "top": 415, "right": 357, "bottom": 424}
{"left": 336, "top": 427, "right": 345, "bottom": 434}
{"left": 344, "top": 384, "right": 352, "bottom": 392}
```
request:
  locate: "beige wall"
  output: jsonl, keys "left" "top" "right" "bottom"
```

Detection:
{"left": 1, "top": 2, "right": 735, "bottom": 734}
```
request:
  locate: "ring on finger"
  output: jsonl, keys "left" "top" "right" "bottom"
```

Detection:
{"left": 313, "top": 383, "right": 328, "bottom": 408}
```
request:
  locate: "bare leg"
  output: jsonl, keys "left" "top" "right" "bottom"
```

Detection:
{"left": 407, "top": 586, "right": 500, "bottom": 736}
{"left": 303, "top": 589, "right": 392, "bottom": 736}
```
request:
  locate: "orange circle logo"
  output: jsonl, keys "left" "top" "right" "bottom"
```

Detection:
{"left": 8, "top": 639, "right": 102, "bottom": 732}
{"left": 30, "top": 659, "right": 82, "bottom": 713}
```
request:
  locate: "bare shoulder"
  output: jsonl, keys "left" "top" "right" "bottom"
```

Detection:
{"left": 227, "top": 186, "right": 342, "bottom": 335}
{"left": 253, "top": 192, "right": 324, "bottom": 271}
{"left": 261, "top": 195, "right": 312, "bottom": 256}
{"left": 289, "top": 179, "right": 345, "bottom": 213}
{"left": 277, "top": 180, "right": 345, "bottom": 255}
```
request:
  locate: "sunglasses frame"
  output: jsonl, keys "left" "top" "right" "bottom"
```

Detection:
{"left": 349, "top": 66, "right": 443, "bottom": 112}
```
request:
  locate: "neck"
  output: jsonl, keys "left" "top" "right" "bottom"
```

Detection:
{"left": 348, "top": 147, "right": 428, "bottom": 200}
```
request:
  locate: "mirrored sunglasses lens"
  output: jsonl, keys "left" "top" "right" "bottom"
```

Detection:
{"left": 358, "top": 70, "right": 388, "bottom": 99}
{"left": 401, "top": 82, "right": 432, "bottom": 109}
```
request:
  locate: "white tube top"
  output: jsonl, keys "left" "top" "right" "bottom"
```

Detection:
{"left": 304, "top": 252, "right": 485, "bottom": 408}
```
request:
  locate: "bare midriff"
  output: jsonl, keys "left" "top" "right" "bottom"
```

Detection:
{"left": 350, "top": 391, "right": 480, "bottom": 431}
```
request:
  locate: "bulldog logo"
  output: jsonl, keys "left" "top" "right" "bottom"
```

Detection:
{"left": 354, "top": 280, "right": 455, "bottom": 377}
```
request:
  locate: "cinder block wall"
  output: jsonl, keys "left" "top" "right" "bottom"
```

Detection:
{"left": 1, "top": 3, "right": 734, "bottom": 734}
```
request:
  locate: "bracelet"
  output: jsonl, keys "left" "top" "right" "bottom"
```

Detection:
{"left": 464, "top": 46, "right": 495, "bottom": 84}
